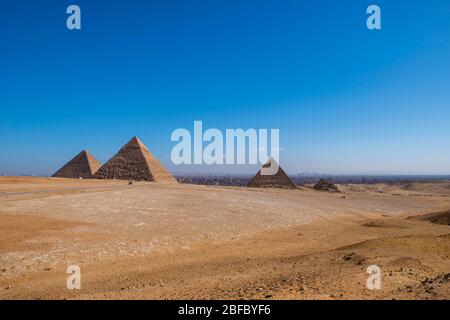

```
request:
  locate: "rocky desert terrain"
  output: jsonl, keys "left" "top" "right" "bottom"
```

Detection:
{"left": 0, "top": 177, "right": 449, "bottom": 299}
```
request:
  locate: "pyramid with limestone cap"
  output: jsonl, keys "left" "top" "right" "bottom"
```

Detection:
{"left": 94, "top": 137, "right": 177, "bottom": 183}
{"left": 247, "top": 158, "right": 297, "bottom": 189}
{"left": 52, "top": 150, "right": 101, "bottom": 179}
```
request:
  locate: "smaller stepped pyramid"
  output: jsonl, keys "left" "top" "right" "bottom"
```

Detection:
{"left": 247, "top": 158, "right": 297, "bottom": 189}
{"left": 314, "top": 179, "right": 340, "bottom": 193}
{"left": 94, "top": 136, "right": 177, "bottom": 183}
{"left": 52, "top": 150, "right": 101, "bottom": 179}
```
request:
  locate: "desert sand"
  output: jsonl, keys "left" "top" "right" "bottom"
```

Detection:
{"left": 0, "top": 177, "right": 449, "bottom": 300}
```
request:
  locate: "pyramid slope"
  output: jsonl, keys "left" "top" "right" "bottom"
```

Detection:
{"left": 94, "top": 137, "right": 177, "bottom": 183}
{"left": 52, "top": 150, "right": 101, "bottom": 179}
{"left": 247, "top": 158, "right": 297, "bottom": 189}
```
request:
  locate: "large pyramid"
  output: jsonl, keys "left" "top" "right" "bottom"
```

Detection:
{"left": 94, "top": 136, "right": 177, "bottom": 183}
{"left": 52, "top": 150, "right": 101, "bottom": 179}
{"left": 247, "top": 158, "right": 297, "bottom": 189}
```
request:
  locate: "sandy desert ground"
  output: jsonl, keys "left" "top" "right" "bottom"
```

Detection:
{"left": 0, "top": 177, "right": 449, "bottom": 300}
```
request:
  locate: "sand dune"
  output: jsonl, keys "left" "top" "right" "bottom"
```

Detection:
{"left": 0, "top": 177, "right": 449, "bottom": 299}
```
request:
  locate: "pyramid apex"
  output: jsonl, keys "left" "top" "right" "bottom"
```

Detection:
{"left": 129, "top": 136, "right": 143, "bottom": 143}
{"left": 263, "top": 157, "right": 279, "bottom": 167}
{"left": 126, "top": 136, "right": 147, "bottom": 149}
{"left": 81, "top": 149, "right": 95, "bottom": 157}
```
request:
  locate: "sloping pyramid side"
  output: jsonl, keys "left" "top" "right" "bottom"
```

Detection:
{"left": 52, "top": 150, "right": 101, "bottom": 179}
{"left": 94, "top": 137, "right": 177, "bottom": 183}
{"left": 247, "top": 158, "right": 297, "bottom": 189}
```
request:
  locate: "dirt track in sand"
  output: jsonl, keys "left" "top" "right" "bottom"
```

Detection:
{"left": 0, "top": 177, "right": 449, "bottom": 299}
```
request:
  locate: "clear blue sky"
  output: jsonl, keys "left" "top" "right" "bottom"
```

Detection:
{"left": 1, "top": 0, "right": 449, "bottom": 175}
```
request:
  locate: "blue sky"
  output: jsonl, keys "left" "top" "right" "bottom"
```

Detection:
{"left": 1, "top": 0, "right": 450, "bottom": 175}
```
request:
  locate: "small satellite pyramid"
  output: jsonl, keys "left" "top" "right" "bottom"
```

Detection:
{"left": 247, "top": 158, "right": 297, "bottom": 189}
{"left": 52, "top": 150, "right": 101, "bottom": 179}
{"left": 313, "top": 178, "right": 340, "bottom": 193}
{"left": 94, "top": 136, "right": 177, "bottom": 183}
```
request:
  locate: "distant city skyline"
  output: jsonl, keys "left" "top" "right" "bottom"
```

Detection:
{"left": 1, "top": 1, "right": 450, "bottom": 175}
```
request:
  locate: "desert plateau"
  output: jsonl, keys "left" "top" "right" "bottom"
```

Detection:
{"left": 0, "top": 177, "right": 449, "bottom": 300}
